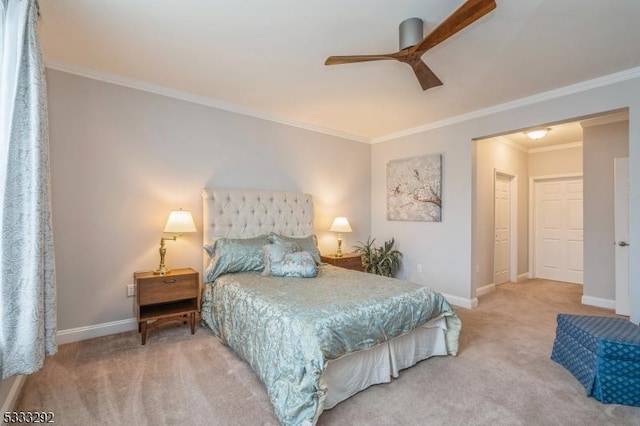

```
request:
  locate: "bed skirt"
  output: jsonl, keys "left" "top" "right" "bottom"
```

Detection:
{"left": 322, "top": 316, "right": 448, "bottom": 409}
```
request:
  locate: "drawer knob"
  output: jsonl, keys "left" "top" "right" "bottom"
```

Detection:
{"left": 163, "top": 279, "right": 177, "bottom": 284}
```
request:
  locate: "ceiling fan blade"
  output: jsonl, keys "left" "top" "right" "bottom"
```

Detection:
{"left": 411, "top": 60, "right": 443, "bottom": 91}
{"left": 413, "top": 0, "right": 496, "bottom": 54}
{"left": 325, "top": 53, "right": 401, "bottom": 66}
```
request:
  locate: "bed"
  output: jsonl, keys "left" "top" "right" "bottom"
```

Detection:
{"left": 199, "top": 188, "right": 461, "bottom": 426}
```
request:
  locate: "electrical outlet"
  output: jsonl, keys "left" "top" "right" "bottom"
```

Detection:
{"left": 127, "top": 284, "right": 135, "bottom": 297}
{"left": 416, "top": 263, "right": 423, "bottom": 273}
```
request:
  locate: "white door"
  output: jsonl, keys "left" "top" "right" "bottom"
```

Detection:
{"left": 615, "top": 157, "right": 630, "bottom": 316}
{"left": 494, "top": 174, "right": 510, "bottom": 285}
{"left": 534, "top": 178, "right": 584, "bottom": 284}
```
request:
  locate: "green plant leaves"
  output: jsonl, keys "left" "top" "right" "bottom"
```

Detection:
{"left": 353, "top": 237, "right": 402, "bottom": 277}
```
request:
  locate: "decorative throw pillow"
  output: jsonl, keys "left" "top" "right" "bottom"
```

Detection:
{"left": 261, "top": 242, "right": 299, "bottom": 276}
{"left": 271, "top": 251, "right": 318, "bottom": 278}
{"left": 204, "top": 235, "right": 270, "bottom": 282}
{"left": 269, "top": 233, "right": 321, "bottom": 265}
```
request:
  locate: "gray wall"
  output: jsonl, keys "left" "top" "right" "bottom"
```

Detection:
{"left": 583, "top": 121, "right": 629, "bottom": 300}
{"left": 472, "top": 141, "right": 583, "bottom": 292}
{"left": 473, "top": 139, "right": 529, "bottom": 289}
{"left": 371, "top": 125, "right": 475, "bottom": 303}
{"left": 45, "top": 69, "right": 640, "bottom": 328}
{"left": 372, "top": 77, "right": 640, "bottom": 317}
{"left": 46, "top": 69, "right": 371, "bottom": 330}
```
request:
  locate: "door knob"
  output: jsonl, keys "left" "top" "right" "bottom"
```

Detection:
{"left": 618, "top": 241, "right": 629, "bottom": 247}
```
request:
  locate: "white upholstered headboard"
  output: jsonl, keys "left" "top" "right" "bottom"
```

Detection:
{"left": 201, "top": 188, "right": 315, "bottom": 268}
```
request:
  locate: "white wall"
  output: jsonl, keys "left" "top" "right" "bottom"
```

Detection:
{"left": 46, "top": 69, "right": 372, "bottom": 332}
{"left": 529, "top": 146, "right": 583, "bottom": 177}
{"left": 372, "top": 75, "right": 640, "bottom": 322}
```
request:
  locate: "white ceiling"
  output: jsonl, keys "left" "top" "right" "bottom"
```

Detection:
{"left": 500, "top": 121, "right": 585, "bottom": 150}
{"left": 496, "top": 109, "right": 628, "bottom": 150}
{"left": 38, "top": 0, "right": 640, "bottom": 142}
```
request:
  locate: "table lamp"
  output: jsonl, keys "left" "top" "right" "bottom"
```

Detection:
{"left": 330, "top": 217, "right": 352, "bottom": 257}
{"left": 155, "top": 209, "right": 197, "bottom": 275}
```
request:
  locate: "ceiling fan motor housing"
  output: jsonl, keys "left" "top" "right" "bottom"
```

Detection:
{"left": 399, "top": 17, "right": 424, "bottom": 50}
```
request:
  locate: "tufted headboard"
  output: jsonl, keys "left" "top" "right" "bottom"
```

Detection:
{"left": 201, "top": 188, "right": 314, "bottom": 269}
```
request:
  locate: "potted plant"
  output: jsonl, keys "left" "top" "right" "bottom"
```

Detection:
{"left": 353, "top": 237, "right": 402, "bottom": 277}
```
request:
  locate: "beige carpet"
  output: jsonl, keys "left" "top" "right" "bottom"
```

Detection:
{"left": 17, "top": 280, "right": 640, "bottom": 425}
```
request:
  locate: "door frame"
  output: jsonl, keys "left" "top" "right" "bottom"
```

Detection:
{"left": 528, "top": 173, "right": 583, "bottom": 279}
{"left": 494, "top": 169, "right": 518, "bottom": 283}
{"left": 614, "top": 157, "right": 630, "bottom": 315}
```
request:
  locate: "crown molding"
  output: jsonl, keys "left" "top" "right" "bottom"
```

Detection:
{"left": 45, "top": 60, "right": 640, "bottom": 145}
{"left": 44, "top": 60, "right": 370, "bottom": 144}
{"left": 494, "top": 136, "right": 583, "bottom": 154}
{"left": 528, "top": 141, "right": 583, "bottom": 154}
{"left": 495, "top": 136, "right": 529, "bottom": 153}
{"left": 372, "top": 66, "right": 640, "bottom": 144}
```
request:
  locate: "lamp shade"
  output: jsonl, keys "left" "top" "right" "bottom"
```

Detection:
{"left": 330, "top": 217, "right": 352, "bottom": 233}
{"left": 164, "top": 210, "right": 197, "bottom": 233}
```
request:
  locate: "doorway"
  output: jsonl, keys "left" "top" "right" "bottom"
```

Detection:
{"left": 530, "top": 175, "right": 584, "bottom": 284}
{"left": 473, "top": 110, "right": 630, "bottom": 311}
{"left": 494, "top": 171, "right": 517, "bottom": 284}
{"left": 615, "top": 157, "right": 630, "bottom": 315}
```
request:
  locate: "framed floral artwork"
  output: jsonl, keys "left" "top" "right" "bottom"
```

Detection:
{"left": 387, "top": 154, "right": 442, "bottom": 222}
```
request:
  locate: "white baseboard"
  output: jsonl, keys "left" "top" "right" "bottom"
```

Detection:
{"left": 581, "top": 295, "right": 616, "bottom": 310}
{"left": 57, "top": 318, "right": 137, "bottom": 345}
{"left": 476, "top": 283, "right": 495, "bottom": 297}
{"left": 1, "top": 375, "right": 26, "bottom": 413}
{"left": 517, "top": 273, "right": 530, "bottom": 282}
{"left": 442, "top": 293, "right": 478, "bottom": 309}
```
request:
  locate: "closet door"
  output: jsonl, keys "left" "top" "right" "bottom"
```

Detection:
{"left": 494, "top": 173, "right": 511, "bottom": 285}
{"left": 534, "top": 178, "right": 583, "bottom": 284}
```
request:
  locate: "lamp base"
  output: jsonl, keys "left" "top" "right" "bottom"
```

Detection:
{"left": 153, "top": 267, "right": 171, "bottom": 275}
{"left": 335, "top": 235, "right": 343, "bottom": 257}
{"left": 154, "top": 237, "right": 172, "bottom": 275}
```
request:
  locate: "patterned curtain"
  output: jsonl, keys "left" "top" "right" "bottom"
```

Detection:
{"left": 0, "top": 0, "right": 57, "bottom": 379}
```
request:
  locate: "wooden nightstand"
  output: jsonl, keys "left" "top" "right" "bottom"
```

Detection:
{"left": 321, "top": 253, "right": 363, "bottom": 271}
{"left": 133, "top": 268, "right": 199, "bottom": 345}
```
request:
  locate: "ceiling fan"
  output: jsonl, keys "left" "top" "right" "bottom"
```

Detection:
{"left": 325, "top": 0, "right": 497, "bottom": 90}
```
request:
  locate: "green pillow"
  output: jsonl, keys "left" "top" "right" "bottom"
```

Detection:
{"left": 269, "top": 233, "right": 321, "bottom": 264}
{"left": 261, "top": 242, "right": 299, "bottom": 276}
{"left": 204, "top": 235, "right": 270, "bottom": 282}
{"left": 271, "top": 251, "right": 318, "bottom": 278}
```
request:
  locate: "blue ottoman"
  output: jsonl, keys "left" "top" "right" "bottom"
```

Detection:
{"left": 551, "top": 314, "right": 640, "bottom": 406}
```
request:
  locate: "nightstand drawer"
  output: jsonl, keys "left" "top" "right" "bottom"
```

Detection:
{"left": 138, "top": 274, "right": 197, "bottom": 305}
{"left": 336, "top": 256, "right": 362, "bottom": 270}
{"left": 133, "top": 268, "right": 199, "bottom": 345}
{"left": 321, "top": 253, "right": 363, "bottom": 271}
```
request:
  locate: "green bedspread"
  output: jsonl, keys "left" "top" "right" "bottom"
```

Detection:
{"left": 201, "top": 264, "right": 461, "bottom": 425}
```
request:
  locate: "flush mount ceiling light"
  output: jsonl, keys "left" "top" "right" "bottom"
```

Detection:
{"left": 526, "top": 128, "right": 550, "bottom": 140}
